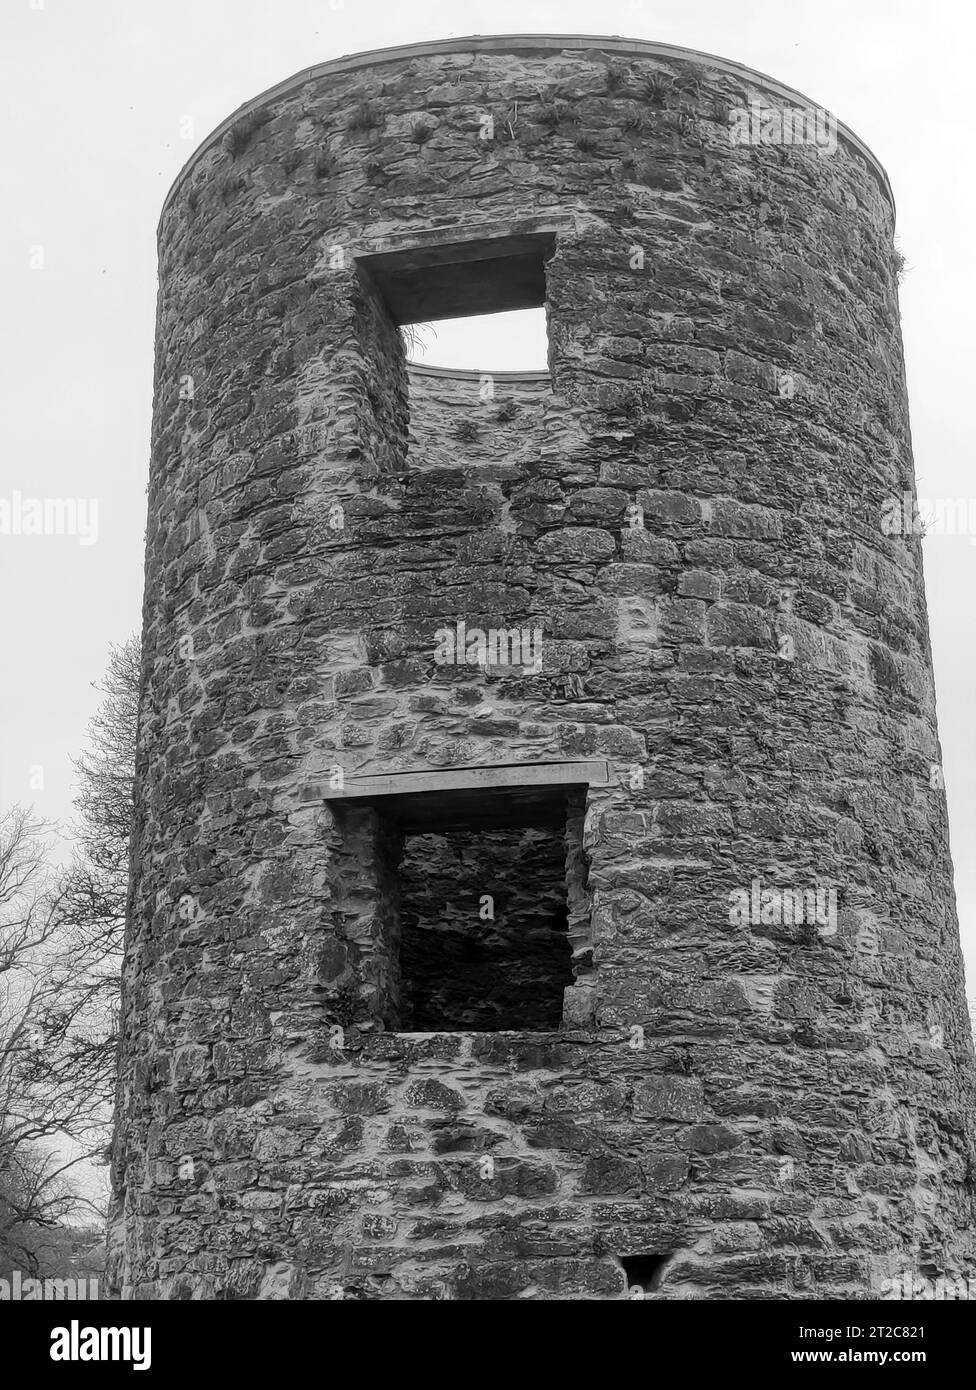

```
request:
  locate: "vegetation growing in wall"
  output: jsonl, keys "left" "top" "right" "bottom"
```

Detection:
{"left": 348, "top": 101, "right": 382, "bottom": 132}
{"left": 221, "top": 108, "right": 272, "bottom": 159}
{"left": 643, "top": 72, "right": 673, "bottom": 107}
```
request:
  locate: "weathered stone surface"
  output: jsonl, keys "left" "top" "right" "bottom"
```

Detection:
{"left": 633, "top": 1077, "right": 704, "bottom": 1122}
{"left": 110, "top": 35, "right": 976, "bottom": 1302}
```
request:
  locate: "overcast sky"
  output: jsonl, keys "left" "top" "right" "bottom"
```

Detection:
{"left": 2, "top": 0, "right": 974, "bottom": 987}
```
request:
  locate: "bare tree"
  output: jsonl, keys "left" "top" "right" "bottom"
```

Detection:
{"left": 0, "top": 640, "right": 138, "bottom": 1273}
{"left": 36, "top": 638, "right": 139, "bottom": 1115}
{"left": 0, "top": 807, "right": 97, "bottom": 1271}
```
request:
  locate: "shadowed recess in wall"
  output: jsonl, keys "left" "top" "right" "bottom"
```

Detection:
{"left": 399, "top": 825, "right": 572, "bottom": 1030}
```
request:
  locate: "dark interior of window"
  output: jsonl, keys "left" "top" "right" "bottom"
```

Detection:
{"left": 398, "top": 822, "right": 571, "bottom": 1031}
{"left": 331, "top": 779, "right": 585, "bottom": 1033}
{"left": 620, "top": 1254, "right": 671, "bottom": 1295}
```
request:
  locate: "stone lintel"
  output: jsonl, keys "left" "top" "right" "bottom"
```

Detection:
{"left": 356, "top": 228, "right": 559, "bottom": 324}
{"left": 315, "top": 758, "right": 610, "bottom": 800}
{"left": 311, "top": 760, "right": 609, "bottom": 831}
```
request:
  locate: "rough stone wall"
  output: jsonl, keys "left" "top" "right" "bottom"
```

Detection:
{"left": 405, "top": 365, "right": 551, "bottom": 472}
{"left": 111, "top": 37, "right": 976, "bottom": 1300}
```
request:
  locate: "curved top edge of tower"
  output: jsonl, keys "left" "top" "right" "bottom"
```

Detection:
{"left": 158, "top": 32, "right": 895, "bottom": 235}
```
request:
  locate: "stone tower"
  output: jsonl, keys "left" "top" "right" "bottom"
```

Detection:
{"left": 111, "top": 36, "right": 976, "bottom": 1300}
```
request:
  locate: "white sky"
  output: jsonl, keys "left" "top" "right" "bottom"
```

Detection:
{"left": 2, "top": 0, "right": 975, "bottom": 991}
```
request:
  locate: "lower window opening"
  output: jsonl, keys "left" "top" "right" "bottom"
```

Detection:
{"left": 329, "top": 781, "right": 591, "bottom": 1034}
{"left": 399, "top": 824, "right": 572, "bottom": 1031}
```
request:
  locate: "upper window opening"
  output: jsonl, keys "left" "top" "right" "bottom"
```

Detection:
{"left": 403, "top": 308, "right": 549, "bottom": 372}
{"left": 357, "top": 227, "right": 556, "bottom": 392}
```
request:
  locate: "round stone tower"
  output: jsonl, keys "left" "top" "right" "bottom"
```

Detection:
{"left": 111, "top": 35, "right": 976, "bottom": 1300}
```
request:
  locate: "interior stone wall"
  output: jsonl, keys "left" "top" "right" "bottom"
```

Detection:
{"left": 398, "top": 824, "right": 573, "bottom": 1031}
{"left": 111, "top": 36, "right": 976, "bottom": 1301}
